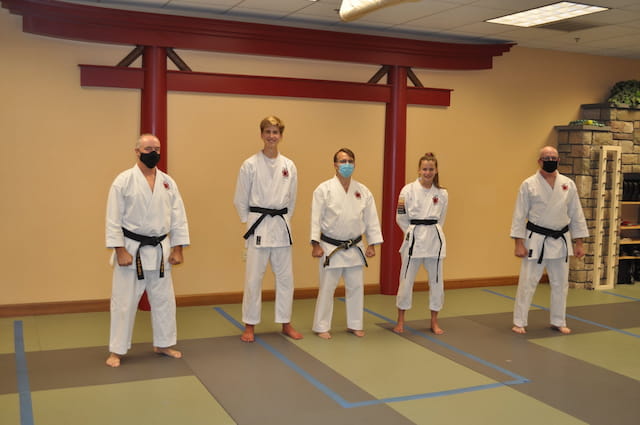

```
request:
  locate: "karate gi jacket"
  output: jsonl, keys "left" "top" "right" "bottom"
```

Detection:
{"left": 511, "top": 171, "right": 588, "bottom": 261}
{"left": 106, "top": 165, "right": 190, "bottom": 272}
{"left": 234, "top": 151, "right": 297, "bottom": 248}
{"left": 311, "top": 176, "right": 383, "bottom": 268}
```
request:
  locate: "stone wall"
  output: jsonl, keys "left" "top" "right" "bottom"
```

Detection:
{"left": 555, "top": 104, "right": 640, "bottom": 288}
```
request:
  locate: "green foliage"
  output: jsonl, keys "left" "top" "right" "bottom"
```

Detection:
{"left": 608, "top": 80, "right": 640, "bottom": 107}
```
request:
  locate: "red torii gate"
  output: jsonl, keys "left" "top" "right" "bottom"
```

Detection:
{"left": 2, "top": 0, "right": 513, "bottom": 295}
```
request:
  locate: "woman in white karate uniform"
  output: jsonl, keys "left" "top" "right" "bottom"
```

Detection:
{"left": 394, "top": 152, "right": 448, "bottom": 335}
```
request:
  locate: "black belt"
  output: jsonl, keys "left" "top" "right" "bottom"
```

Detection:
{"left": 122, "top": 228, "right": 167, "bottom": 280}
{"left": 320, "top": 234, "right": 367, "bottom": 267}
{"left": 526, "top": 222, "right": 569, "bottom": 264}
{"left": 405, "top": 219, "right": 442, "bottom": 282}
{"left": 243, "top": 206, "right": 292, "bottom": 245}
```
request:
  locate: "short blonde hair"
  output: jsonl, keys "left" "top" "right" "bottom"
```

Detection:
{"left": 259, "top": 116, "right": 285, "bottom": 134}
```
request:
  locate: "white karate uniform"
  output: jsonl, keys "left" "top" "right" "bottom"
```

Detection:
{"left": 511, "top": 171, "right": 588, "bottom": 328}
{"left": 234, "top": 151, "right": 297, "bottom": 325}
{"left": 106, "top": 165, "right": 190, "bottom": 355}
{"left": 311, "top": 176, "right": 383, "bottom": 333}
{"left": 395, "top": 180, "right": 448, "bottom": 312}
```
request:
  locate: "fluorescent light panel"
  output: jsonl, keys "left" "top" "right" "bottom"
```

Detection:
{"left": 486, "top": 2, "right": 608, "bottom": 28}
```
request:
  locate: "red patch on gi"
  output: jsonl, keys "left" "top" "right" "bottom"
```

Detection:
{"left": 282, "top": 168, "right": 289, "bottom": 177}
{"left": 562, "top": 184, "right": 568, "bottom": 191}
{"left": 355, "top": 191, "right": 362, "bottom": 199}
{"left": 433, "top": 196, "right": 439, "bottom": 204}
{"left": 163, "top": 181, "right": 170, "bottom": 190}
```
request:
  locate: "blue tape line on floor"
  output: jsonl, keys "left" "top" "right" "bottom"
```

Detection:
{"left": 603, "top": 290, "right": 640, "bottom": 302}
{"left": 14, "top": 320, "right": 34, "bottom": 425}
{"left": 214, "top": 305, "right": 527, "bottom": 408}
{"left": 483, "top": 289, "right": 640, "bottom": 338}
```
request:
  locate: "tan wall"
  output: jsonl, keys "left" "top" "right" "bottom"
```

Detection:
{"left": 2, "top": 9, "right": 640, "bottom": 305}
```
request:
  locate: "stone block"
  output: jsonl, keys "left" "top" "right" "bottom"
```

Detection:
{"left": 613, "top": 132, "right": 634, "bottom": 140}
{"left": 622, "top": 153, "right": 637, "bottom": 165}
{"left": 609, "top": 120, "right": 634, "bottom": 133}
{"left": 575, "top": 175, "right": 592, "bottom": 198}
{"left": 617, "top": 109, "right": 640, "bottom": 121}
{"left": 573, "top": 157, "right": 591, "bottom": 174}
{"left": 621, "top": 140, "right": 634, "bottom": 153}
{"left": 581, "top": 108, "right": 601, "bottom": 120}
{"left": 558, "top": 165, "right": 572, "bottom": 174}
{"left": 593, "top": 131, "right": 614, "bottom": 146}
{"left": 569, "top": 131, "right": 592, "bottom": 144}
{"left": 570, "top": 144, "right": 591, "bottom": 158}
{"left": 557, "top": 131, "right": 569, "bottom": 144}
{"left": 569, "top": 270, "right": 587, "bottom": 282}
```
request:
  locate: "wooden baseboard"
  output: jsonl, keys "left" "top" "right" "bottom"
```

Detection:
{"left": 0, "top": 275, "right": 519, "bottom": 317}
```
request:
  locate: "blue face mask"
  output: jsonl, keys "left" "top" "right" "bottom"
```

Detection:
{"left": 338, "top": 163, "right": 354, "bottom": 178}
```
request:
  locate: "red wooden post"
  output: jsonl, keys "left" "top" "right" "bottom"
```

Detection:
{"left": 379, "top": 65, "right": 407, "bottom": 295}
{"left": 138, "top": 45, "right": 168, "bottom": 312}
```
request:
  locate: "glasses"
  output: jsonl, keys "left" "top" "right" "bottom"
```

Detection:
{"left": 336, "top": 159, "right": 354, "bottom": 164}
{"left": 540, "top": 156, "right": 558, "bottom": 161}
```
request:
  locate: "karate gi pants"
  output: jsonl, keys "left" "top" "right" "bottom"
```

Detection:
{"left": 312, "top": 265, "right": 364, "bottom": 333}
{"left": 242, "top": 244, "right": 294, "bottom": 325}
{"left": 396, "top": 256, "right": 444, "bottom": 312}
{"left": 513, "top": 257, "right": 569, "bottom": 328}
{"left": 109, "top": 266, "right": 177, "bottom": 355}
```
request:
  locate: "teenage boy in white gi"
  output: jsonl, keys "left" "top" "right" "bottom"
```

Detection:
{"left": 311, "top": 148, "right": 383, "bottom": 339}
{"left": 511, "top": 146, "right": 588, "bottom": 335}
{"left": 393, "top": 152, "right": 448, "bottom": 335}
{"left": 105, "top": 134, "right": 190, "bottom": 367}
{"left": 234, "top": 116, "right": 303, "bottom": 343}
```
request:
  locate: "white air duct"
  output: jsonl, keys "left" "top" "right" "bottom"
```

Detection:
{"left": 339, "top": 0, "right": 414, "bottom": 22}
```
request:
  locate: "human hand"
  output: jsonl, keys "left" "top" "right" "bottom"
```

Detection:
{"left": 312, "top": 244, "right": 324, "bottom": 258}
{"left": 365, "top": 245, "right": 376, "bottom": 257}
{"left": 514, "top": 239, "right": 527, "bottom": 258}
{"left": 115, "top": 247, "right": 133, "bottom": 266}
{"left": 169, "top": 246, "right": 184, "bottom": 265}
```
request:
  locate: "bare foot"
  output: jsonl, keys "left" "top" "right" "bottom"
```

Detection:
{"left": 512, "top": 326, "right": 527, "bottom": 334}
{"left": 430, "top": 324, "right": 444, "bottom": 335}
{"left": 316, "top": 332, "right": 332, "bottom": 339}
{"left": 282, "top": 323, "right": 303, "bottom": 340}
{"left": 241, "top": 324, "right": 255, "bottom": 342}
{"left": 105, "top": 353, "right": 121, "bottom": 368}
{"left": 154, "top": 347, "right": 182, "bottom": 358}
{"left": 550, "top": 325, "right": 571, "bottom": 334}
{"left": 392, "top": 324, "right": 404, "bottom": 334}
{"left": 347, "top": 329, "right": 365, "bottom": 337}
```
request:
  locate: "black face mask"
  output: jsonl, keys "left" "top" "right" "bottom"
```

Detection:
{"left": 542, "top": 160, "right": 558, "bottom": 173}
{"left": 140, "top": 151, "right": 160, "bottom": 169}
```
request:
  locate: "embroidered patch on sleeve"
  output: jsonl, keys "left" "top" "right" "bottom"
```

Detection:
{"left": 397, "top": 197, "right": 406, "bottom": 214}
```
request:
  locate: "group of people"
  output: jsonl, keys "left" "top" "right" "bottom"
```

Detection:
{"left": 104, "top": 116, "right": 588, "bottom": 367}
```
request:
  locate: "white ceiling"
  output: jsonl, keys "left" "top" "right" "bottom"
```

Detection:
{"left": 67, "top": 0, "right": 640, "bottom": 59}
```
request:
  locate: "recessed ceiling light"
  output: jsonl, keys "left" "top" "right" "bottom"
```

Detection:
{"left": 486, "top": 2, "right": 608, "bottom": 28}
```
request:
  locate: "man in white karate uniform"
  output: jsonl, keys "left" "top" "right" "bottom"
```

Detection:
{"left": 234, "top": 115, "right": 303, "bottom": 343}
{"left": 311, "top": 148, "right": 383, "bottom": 339}
{"left": 511, "top": 146, "right": 588, "bottom": 335}
{"left": 105, "top": 134, "right": 190, "bottom": 367}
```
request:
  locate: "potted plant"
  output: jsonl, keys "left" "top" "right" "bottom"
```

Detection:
{"left": 608, "top": 80, "right": 640, "bottom": 108}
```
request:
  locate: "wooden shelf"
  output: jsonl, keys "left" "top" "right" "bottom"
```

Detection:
{"left": 620, "top": 256, "right": 640, "bottom": 260}
{"left": 622, "top": 201, "right": 640, "bottom": 205}
{"left": 620, "top": 239, "right": 640, "bottom": 245}
{"left": 621, "top": 225, "right": 640, "bottom": 230}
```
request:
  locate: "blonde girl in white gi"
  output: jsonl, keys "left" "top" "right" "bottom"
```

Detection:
{"left": 393, "top": 152, "right": 448, "bottom": 335}
{"left": 234, "top": 116, "right": 303, "bottom": 343}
